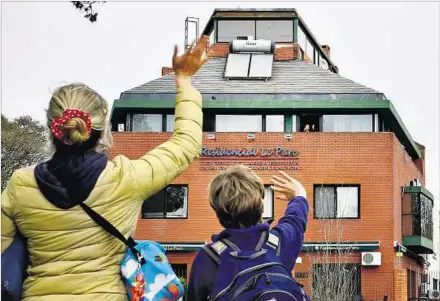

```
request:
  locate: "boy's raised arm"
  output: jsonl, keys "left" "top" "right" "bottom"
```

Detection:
{"left": 270, "top": 171, "right": 309, "bottom": 270}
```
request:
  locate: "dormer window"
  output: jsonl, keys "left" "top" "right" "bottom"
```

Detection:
{"left": 216, "top": 20, "right": 294, "bottom": 43}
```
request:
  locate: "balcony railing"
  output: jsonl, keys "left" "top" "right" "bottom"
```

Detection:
{"left": 402, "top": 186, "right": 434, "bottom": 254}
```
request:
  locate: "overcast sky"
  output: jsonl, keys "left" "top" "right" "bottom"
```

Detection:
{"left": 1, "top": 1, "right": 439, "bottom": 200}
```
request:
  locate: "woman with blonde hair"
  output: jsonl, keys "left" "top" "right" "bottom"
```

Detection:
{"left": 1, "top": 36, "right": 210, "bottom": 301}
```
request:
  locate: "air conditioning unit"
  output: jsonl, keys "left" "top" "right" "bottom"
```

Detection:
{"left": 431, "top": 290, "right": 440, "bottom": 298}
{"left": 118, "top": 124, "right": 125, "bottom": 132}
{"left": 361, "top": 252, "right": 381, "bottom": 266}
{"left": 247, "top": 133, "right": 256, "bottom": 140}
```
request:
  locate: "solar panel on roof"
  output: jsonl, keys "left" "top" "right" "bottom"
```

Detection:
{"left": 248, "top": 54, "right": 274, "bottom": 78}
{"left": 224, "top": 54, "right": 251, "bottom": 78}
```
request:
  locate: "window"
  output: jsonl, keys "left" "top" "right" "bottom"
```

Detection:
{"left": 216, "top": 115, "right": 262, "bottom": 132}
{"left": 306, "top": 39, "right": 315, "bottom": 62}
{"left": 322, "top": 115, "right": 373, "bottom": 132}
{"left": 142, "top": 186, "right": 188, "bottom": 219}
{"left": 166, "top": 114, "right": 175, "bottom": 132}
{"left": 374, "top": 114, "right": 379, "bottom": 132}
{"left": 291, "top": 115, "right": 297, "bottom": 132}
{"left": 171, "top": 264, "right": 187, "bottom": 301}
{"left": 217, "top": 20, "right": 255, "bottom": 42}
{"left": 407, "top": 270, "right": 417, "bottom": 298}
{"left": 299, "top": 114, "right": 321, "bottom": 132}
{"left": 217, "top": 20, "right": 294, "bottom": 43}
{"left": 256, "top": 20, "right": 293, "bottom": 42}
{"left": 263, "top": 186, "right": 274, "bottom": 219}
{"left": 265, "top": 115, "right": 284, "bottom": 132}
{"left": 433, "top": 278, "right": 438, "bottom": 290}
{"left": 402, "top": 191, "right": 434, "bottom": 240}
{"left": 314, "top": 185, "right": 360, "bottom": 219}
{"left": 297, "top": 25, "right": 307, "bottom": 54}
{"left": 132, "top": 114, "right": 162, "bottom": 132}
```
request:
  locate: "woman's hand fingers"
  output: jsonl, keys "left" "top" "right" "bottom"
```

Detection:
{"left": 173, "top": 35, "right": 210, "bottom": 77}
{"left": 192, "top": 36, "right": 209, "bottom": 58}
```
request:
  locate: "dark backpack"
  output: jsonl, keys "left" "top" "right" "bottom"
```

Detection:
{"left": 203, "top": 230, "right": 310, "bottom": 301}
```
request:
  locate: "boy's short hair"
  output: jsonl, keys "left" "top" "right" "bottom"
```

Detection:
{"left": 208, "top": 165, "right": 265, "bottom": 229}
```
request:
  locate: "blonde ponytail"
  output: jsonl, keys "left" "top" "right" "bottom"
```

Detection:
{"left": 62, "top": 117, "right": 90, "bottom": 144}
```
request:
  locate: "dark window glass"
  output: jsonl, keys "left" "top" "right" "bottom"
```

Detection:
{"left": 142, "top": 186, "right": 188, "bottom": 218}
{"left": 299, "top": 115, "right": 321, "bottom": 132}
{"left": 408, "top": 192, "right": 433, "bottom": 240}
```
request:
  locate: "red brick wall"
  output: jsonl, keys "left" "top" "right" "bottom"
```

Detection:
{"left": 110, "top": 132, "right": 424, "bottom": 300}
{"left": 162, "top": 67, "right": 174, "bottom": 76}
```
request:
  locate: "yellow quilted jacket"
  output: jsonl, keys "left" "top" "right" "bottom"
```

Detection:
{"left": 1, "top": 85, "right": 203, "bottom": 301}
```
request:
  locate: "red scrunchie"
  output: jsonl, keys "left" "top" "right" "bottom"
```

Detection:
{"left": 50, "top": 109, "right": 92, "bottom": 141}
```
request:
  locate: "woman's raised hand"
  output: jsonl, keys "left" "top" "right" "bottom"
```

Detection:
{"left": 173, "top": 35, "right": 210, "bottom": 87}
{"left": 270, "top": 171, "right": 307, "bottom": 201}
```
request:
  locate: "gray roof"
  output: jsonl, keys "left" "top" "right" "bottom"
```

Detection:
{"left": 122, "top": 58, "right": 383, "bottom": 97}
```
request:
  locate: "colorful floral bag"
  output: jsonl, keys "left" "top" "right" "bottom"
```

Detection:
{"left": 79, "top": 203, "right": 184, "bottom": 301}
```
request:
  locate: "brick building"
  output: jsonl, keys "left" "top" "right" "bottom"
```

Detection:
{"left": 109, "top": 9, "right": 438, "bottom": 301}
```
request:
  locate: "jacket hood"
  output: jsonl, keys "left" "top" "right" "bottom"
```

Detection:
{"left": 34, "top": 151, "right": 108, "bottom": 209}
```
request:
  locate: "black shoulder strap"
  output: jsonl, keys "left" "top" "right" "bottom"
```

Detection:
{"left": 79, "top": 203, "right": 145, "bottom": 264}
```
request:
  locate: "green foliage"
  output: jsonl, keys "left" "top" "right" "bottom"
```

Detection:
{"left": 71, "top": 1, "right": 105, "bottom": 23}
{"left": 1, "top": 115, "right": 49, "bottom": 191}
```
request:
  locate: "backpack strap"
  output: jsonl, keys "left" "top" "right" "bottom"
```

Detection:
{"left": 255, "top": 230, "right": 269, "bottom": 251}
{"left": 202, "top": 240, "right": 228, "bottom": 265}
{"left": 266, "top": 229, "right": 281, "bottom": 257}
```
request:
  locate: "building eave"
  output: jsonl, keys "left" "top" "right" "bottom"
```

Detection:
{"left": 110, "top": 96, "right": 421, "bottom": 160}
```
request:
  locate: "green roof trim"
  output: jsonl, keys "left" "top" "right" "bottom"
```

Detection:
{"left": 112, "top": 98, "right": 421, "bottom": 159}
{"left": 113, "top": 98, "right": 390, "bottom": 110}
{"left": 403, "top": 186, "right": 434, "bottom": 202}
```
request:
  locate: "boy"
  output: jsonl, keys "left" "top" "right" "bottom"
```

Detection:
{"left": 187, "top": 165, "right": 309, "bottom": 301}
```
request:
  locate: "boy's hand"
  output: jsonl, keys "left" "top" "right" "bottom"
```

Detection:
{"left": 173, "top": 35, "right": 210, "bottom": 87}
{"left": 270, "top": 171, "right": 307, "bottom": 201}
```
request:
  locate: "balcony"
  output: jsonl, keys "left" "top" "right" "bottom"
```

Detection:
{"left": 402, "top": 186, "right": 434, "bottom": 254}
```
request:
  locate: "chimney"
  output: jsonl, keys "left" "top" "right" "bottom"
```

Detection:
{"left": 274, "top": 44, "right": 301, "bottom": 61}
{"left": 161, "top": 67, "right": 174, "bottom": 76}
{"left": 322, "top": 45, "right": 330, "bottom": 57}
{"left": 209, "top": 44, "right": 230, "bottom": 58}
